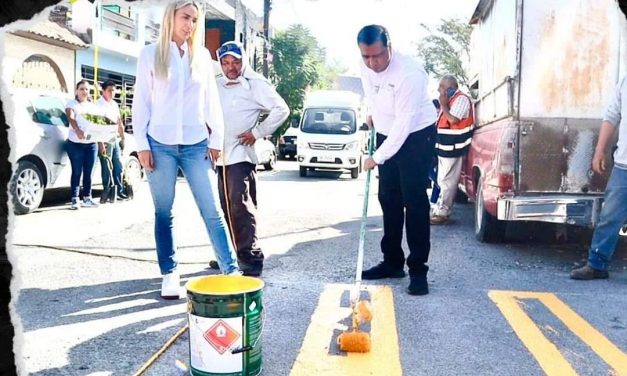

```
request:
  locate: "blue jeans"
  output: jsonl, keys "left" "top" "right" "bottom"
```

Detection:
{"left": 588, "top": 166, "right": 627, "bottom": 271}
{"left": 99, "top": 141, "right": 123, "bottom": 191}
{"left": 65, "top": 140, "right": 97, "bottom": 199}
{"left": 146, "top": 136, "right": 239, "bottom": 275}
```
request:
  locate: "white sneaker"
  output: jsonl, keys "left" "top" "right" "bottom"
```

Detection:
{"left": 70, "top": 198, "right": 80, "bottom": 210}
{"left": 161, "top": 272, "right": 183, "bottom": 299}
{"left": 226, "top": 270, "right": 242, "bottom": 276}
{"left": 82, "top": 197, "right": 99, "bottom": 208}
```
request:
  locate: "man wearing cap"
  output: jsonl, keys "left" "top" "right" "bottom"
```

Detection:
{"left": 211, "top": 41, "right": 289, "bottom": 276}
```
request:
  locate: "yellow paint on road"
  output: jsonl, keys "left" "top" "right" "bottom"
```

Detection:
{"left": 489, "top": 290, "right": 627, "bottom": 376}
{"left": 290, "top": 284, "right": 402, "bottom": 376}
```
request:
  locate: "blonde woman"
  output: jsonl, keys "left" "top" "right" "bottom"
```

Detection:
{"left": 132, "top": 0, "right": 239, "bottom": 299}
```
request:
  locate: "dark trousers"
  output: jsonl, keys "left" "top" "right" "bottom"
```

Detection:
{"left": 217, "top": 162, "right": 263, "bottom": 268}
{"left": 65, "top": 140, "right": 97, "bottom": 199}
{"left": 376, "top": 125, "right": 435, "bottom": 276}
{"left": 99, "top": 140, "right": 123, "bottom": 190}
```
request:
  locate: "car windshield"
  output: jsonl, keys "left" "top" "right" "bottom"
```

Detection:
{"left": 31, "top": 96, "right": 69, "bottom": 127}
{"left": 301, "top": 108, "right": 356, "bottom": 135}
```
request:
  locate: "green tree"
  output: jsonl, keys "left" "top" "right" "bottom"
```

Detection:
{"left": 416, "top": 18, "right": 473, "bottom": 94}
{"left": 269, "top": 24, "right": 329, "bottom": 138}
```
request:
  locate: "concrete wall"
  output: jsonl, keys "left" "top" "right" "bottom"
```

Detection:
{"left": 2, "top": 33, "right": 76, "bottom": 93}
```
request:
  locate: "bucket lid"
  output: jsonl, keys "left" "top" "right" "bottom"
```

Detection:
{"left": 185, "top": 275, "right": 264, "bottom": 295}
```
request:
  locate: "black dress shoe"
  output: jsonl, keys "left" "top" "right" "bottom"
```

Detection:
{"left": 407, "top": 275, "right": 429, "bottom": 296}
{"left": 240, "top": 268, "right": 262, "bottom": 277}
{"left": 208, "top": 260, "right": 220, "bottom": 270}
{"left": 362, "top": 262, "right": 406, "bottom": 280}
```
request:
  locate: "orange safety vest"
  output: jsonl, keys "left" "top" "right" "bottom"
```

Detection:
{"left": 435, "top": 91, "right": 475, "bottom": 157}
{"left": 437, "top": 91, "right": 474, "bottom": 130}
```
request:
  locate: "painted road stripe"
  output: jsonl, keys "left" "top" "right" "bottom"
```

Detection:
{"left": 489, "top": 290, "right": 627, "bottom": 376}
{"left": 290, "top": 284, "right": 401, "bottom": 376}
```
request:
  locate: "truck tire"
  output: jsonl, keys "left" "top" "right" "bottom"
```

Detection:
{"left": 10, "top": 160, "right": 45, "bottom": 215}
{"left": 299, "top": 166, "right": 307, "bottom": 177}
{"left": 474, "top": 180, "right": 505, "bottom": 242}
{"left": 350, "top": 167, "right": 359, "bottom": 179}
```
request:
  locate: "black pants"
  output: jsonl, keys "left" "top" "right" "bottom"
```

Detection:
{"left": 376, "top": 125, "right": 435, "bottom": 276}
{"left": 217, "top": 162, "right": 264, "bottom": 268}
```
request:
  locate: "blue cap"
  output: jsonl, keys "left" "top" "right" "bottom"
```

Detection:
{"left": 217, "top": 42, "right": 243, "bottom": 60}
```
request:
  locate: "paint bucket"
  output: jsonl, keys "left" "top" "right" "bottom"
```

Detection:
{"left": 186, "top": 275, "right": 264, "bottom": 376}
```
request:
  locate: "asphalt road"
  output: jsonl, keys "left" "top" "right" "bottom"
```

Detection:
{"left": 9, "top": 160, "right": 627, "bottom": 376}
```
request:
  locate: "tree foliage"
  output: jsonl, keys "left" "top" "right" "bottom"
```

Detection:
{"left": 269, "top": 25, "right": 331, "bottom": 137}
{"left": 417, "top": 18, "right": 473, "bottom": 92}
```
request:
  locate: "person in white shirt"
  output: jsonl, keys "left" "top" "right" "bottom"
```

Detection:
{"left": 131, "top": 0, "right": 239, "bottom": 299}
{"left": 210, "top": 41, "right": 289, "bottom": 276}
{"left": 96, "top": 80, "right": 127, "bottom": 203}
{"left": 65, "top": 79, "right": 99, "bottom": 210}
{"left": 358, "top": 25, "right": 438, "bottom": 296}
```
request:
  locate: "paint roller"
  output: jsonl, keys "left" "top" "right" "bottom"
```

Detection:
{"left": 337, "top": 128, "right": 375, "bottom": 353}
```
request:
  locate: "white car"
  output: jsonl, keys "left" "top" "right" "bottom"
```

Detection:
{"left": 8, "top": 89, "right": 143, "bottom": 214}
{"left": 254, "top": 137, "right": 277, "bottom": 171}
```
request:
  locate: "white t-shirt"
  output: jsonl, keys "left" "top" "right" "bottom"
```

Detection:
{"left": 96, "top": 96, "right": 121, "bottom": 124}
{"left": 66, "top": 99, "right": 100, "bottom": 144}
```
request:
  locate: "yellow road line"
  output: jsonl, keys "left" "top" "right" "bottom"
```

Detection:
{"left": 290, "top": 284, "right": 401, "bottom": 376}
{"left": 489, "top": 290, "right": 627, "bottom": 376}
{"left": 540, "top": 294, "right": 627, "bottom": 376}
{"left": 489, "top": 291, "right": 577, "bottom": 375}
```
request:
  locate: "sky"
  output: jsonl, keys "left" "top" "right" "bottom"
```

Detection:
{"left": 241, "top": 0, "right": 479, "bottom": 75}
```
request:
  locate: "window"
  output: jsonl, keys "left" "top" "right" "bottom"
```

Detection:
{"left": 30, "top": 96, "right": 69, "bottom": 127}
{"left": 301, "top": 108, "right": 356, "bottom": 135}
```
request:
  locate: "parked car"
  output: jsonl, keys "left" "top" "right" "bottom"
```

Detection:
{"left": 254, "top": 137, "right": 277, "bottom": 171}
{"left": 296, "top": 90, "right": 368, "bottom": 179}
{"left": 8, "top": 89, "right": 143, "bottom": 214}
{"left": 278, "top": 120, "right": 298, "bottom": 159}
{"left": 462, "top": 0, "right": 622, "bottom": 242}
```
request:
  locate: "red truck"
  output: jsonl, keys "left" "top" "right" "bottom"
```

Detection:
{"left": 463, "top": 0, "right": 624, "bottom": 242}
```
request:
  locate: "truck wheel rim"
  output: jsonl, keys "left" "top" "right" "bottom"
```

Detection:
{"left": 16, "top": 169, "right": 42, "bottom": 209}
{"left": 475, "top": 188, "right": 483, "bottom": 233}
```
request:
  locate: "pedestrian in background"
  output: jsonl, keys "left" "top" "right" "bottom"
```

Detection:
{"left": 132, "top": 0, "right": 239, "bottom": 299}
{"left": 357, "top": 25, "right": 438, "bottom": 295}
{"left": 430, "top": 75, "right": 474, "bottom": 225}
{"left": 212, "top": 41, "right": 289, "bottom": 276}
{"left": 96, "top": 80, "right": 127, "bottom": 203}
{"left": 65, "top": 79, "right": 99, "bottom": 210}
{"left": 570, "top": 76, "right": 627, "bottom": 280}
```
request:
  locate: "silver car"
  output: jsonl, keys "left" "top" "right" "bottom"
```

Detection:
{"left": 8, "top": 89, "right": 143, "bottom": 214}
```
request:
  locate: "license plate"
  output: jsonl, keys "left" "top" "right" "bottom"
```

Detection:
{"left": 318, "top": 155, "right": 334, "bottom": 162}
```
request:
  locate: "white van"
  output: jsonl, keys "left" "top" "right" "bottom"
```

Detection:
{"left": 297, "top": 90, "right": 367, "bottom": 179}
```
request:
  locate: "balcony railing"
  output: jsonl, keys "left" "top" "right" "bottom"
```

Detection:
{"left": 101, "top": 7, "right": 136, "bottom": 41}
{"left": 144, "top": 21, "right": 160, "bottom": 45}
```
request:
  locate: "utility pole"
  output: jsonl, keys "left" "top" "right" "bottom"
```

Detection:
{"left": 262, "top": 0, "right": 271, "bottom": 77}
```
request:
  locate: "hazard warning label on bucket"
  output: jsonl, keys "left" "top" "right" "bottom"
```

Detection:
{"left": 204, "top": 319, "right": 241, "bottom": 354}
{"left": 189, "top": 314, "right": 243, "bottom": 373}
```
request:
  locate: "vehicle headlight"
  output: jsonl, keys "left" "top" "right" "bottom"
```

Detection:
{"left": 344, "top": 141, "right": 359, "bottom": 151}
{"left": 298, "top": 141, "right": 309, "bottom": 150}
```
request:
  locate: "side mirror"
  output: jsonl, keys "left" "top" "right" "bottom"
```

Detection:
{"left": 359, "top": 123, "right": 369, "bottom": 131}
{"left": 290, "top": 114, "right": 300, "bottom": 128}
